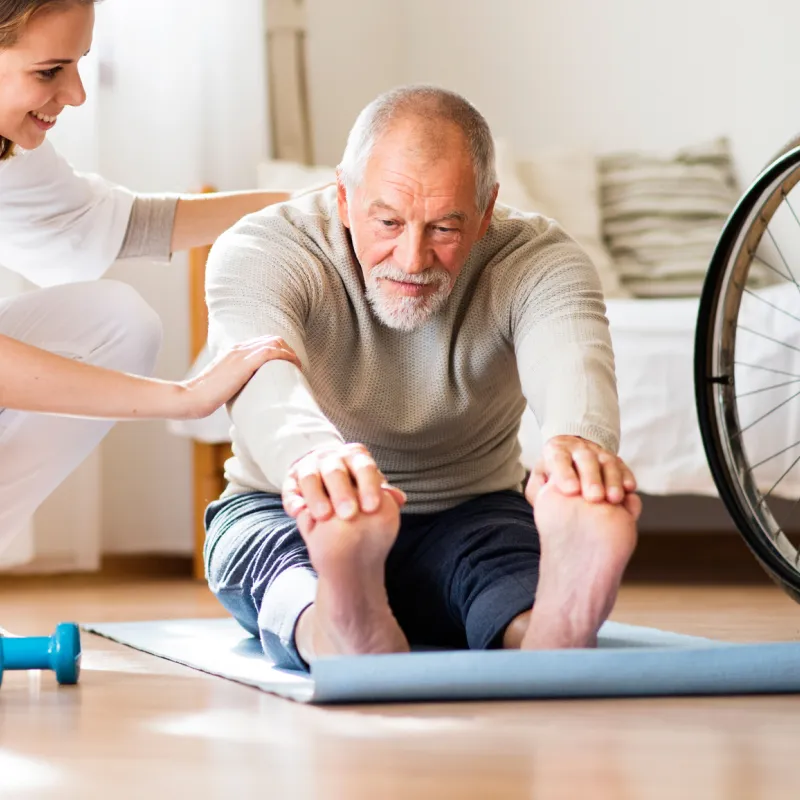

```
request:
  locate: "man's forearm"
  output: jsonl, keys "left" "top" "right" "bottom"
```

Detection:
{"left": 0, "top": 334, "right": 187, "bottom": 419}
{"left": 171, "top": 191, "right": 291, "bottom": 252}
{"left": 229, "top": 360, "right": 345, "bottom": 488}
{"left": 518, "top": 335, "right": 620, "bottom": 456}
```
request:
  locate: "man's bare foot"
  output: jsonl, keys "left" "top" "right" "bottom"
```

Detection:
{"left": 521, "top": 484, "right": 640, "bottom": 650}
{"left": 295, "top": 492, "right": 409, "bottom": 662}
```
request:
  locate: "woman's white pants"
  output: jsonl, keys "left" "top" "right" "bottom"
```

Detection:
{"left": 0, "top": 280, "right": 162, "bottom": 560}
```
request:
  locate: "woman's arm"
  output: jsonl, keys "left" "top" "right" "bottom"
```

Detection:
{"left": 0, "top": 333, "right": 299, "bottom": 421}
{"left": 170, "top": 191, "right": 291, "bottom": 252}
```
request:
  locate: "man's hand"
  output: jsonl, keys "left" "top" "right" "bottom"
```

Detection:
{"left": 525, "top": 435, "right": 637, "bottom": 507}
{"left": 282, "top": 442, "right": 407, "bottom": 525}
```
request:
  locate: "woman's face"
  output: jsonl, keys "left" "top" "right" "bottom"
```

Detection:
{"left": 0, "top": 2, "right": 94, "bottom": 150}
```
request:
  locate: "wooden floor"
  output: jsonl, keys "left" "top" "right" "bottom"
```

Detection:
{"left": 2, "top": 573, "right": 800, "bottom": 799}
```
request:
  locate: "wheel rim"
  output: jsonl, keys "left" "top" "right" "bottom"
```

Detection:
{"left": 697, "top": 145, "right": 800, "bottom": 592}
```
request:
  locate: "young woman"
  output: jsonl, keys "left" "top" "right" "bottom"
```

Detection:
{"left": 0, "top": 0, "right": 297, "bottom": 555}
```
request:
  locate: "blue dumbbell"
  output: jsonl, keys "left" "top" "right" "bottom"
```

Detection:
{"left": 0, "top": 623, "right": 81, "bottom": 687}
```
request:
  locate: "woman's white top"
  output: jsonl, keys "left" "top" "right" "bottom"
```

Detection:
{"left": 0, "top": 140, "right": 177, "bottom": 288}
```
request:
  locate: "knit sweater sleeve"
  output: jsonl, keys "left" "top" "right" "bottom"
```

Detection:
{"left": 205, "top": 212, "right": 345, "bottom": 486}
{"left": 503, "top": 217, "right": 620, "bottom": 454}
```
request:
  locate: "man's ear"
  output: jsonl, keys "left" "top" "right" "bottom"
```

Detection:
{"left": 477, "top": 184, "right": 499, "bottom": 239}
{"left": 336, "top": 169, "right": 350, "bottom": 229}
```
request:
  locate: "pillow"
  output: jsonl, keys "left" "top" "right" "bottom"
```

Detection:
{"left": 598, "top": 137, "right": 770, "bottom": 297}
{"left": 495, "top": 139, "right": 628, "bottom": 299}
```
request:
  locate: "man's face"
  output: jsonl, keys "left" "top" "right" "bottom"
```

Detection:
{"left": 337, "top": 120, "right": 496, "bottom": 331}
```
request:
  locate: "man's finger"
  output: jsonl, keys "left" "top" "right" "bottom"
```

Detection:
{"left": 318, "top": 453, "right": 360, "bottom": 520}
{"left": 344, "top": 447, "right": 385, "bottom": 513}
{"left": 296, "top": 508, "right": 315, "bottom": 538}
{"left": 600, "top": 455, "right": 625, "bottom": 503}
{"left": 573, "top": 446, "right": 605, "bottom": 502}
{"left": 281, "top": 475, "right": 306, "bottom": 518}
{"left": 622, "top": 466, "right": 637, "bottom": 492}
{"left": 380, "top": 482, "right": 408, "bottom": 507}
{"left": 623, "top": 492, "right": 643, "bottom": 521}
{"left": 544, "top": 446, "right": 580, "bottom": 494}
{"left": 524, "top": 470, "right": 547, "bottom": 506}
{"left": 295, "top": 460, "right": 334, "bottom": 521}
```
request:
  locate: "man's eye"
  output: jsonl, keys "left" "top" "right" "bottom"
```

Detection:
{"left": 435, "top": 226, "right": 457, "bottom": 234}
{"left": 37, "top": 67, "right": 62, "bottom": 81}
{"left": 380, "top": 219, "right": 398, "bottom": 228}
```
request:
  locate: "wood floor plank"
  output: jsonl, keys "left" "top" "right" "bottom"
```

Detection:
{"left": 1, "top": 576, "right": 799, "bottom": 799}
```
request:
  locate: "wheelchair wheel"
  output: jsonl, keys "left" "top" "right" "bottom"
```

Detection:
{"left": 695, "top": 135, "right": 800, "bottom": 601}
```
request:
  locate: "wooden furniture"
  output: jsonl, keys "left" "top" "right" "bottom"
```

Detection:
{"left": 188, "top": 224, "right": 231, "bottom": 580}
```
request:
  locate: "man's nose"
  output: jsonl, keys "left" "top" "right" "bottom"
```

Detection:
{"left": 395, "top": 229, "right": 430, "bottom": 274}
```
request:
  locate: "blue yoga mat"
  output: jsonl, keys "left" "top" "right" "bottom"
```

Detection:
{"left": 82, "top": 618, "right": 800, "bottom": 704}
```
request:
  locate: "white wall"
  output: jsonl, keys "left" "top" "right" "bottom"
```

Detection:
{"left": 403, "top": 0, "right": 800, "bottom": 183}
{"left": 305, "top": 0, "right": 407, "bottom": 166}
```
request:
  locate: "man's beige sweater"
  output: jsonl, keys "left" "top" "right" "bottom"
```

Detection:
{"left": 206, "top": 188, "right": 620, "bottom": 513}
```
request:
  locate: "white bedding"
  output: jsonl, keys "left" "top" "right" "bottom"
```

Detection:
{"left": 170, "top": 285, "right": 800, "bottom": 499}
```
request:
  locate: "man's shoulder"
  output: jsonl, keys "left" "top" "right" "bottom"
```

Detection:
{"left": 207, "top": 187, "right": 346, "bottom": 298}
{"left": 473, "top": 204, "right": 565, "bottom": 281}
{"left": 473, "top": 204, "right": 601, "bottom": 322}
{"left": 489, "top": 202, "right": 555, "bottom": 238}
{"left": 225, "top": 185, "right": 340, "bottom": 244}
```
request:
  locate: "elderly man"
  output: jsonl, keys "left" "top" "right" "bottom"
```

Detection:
{"left": 204, "top": 85, "right": 641, "bottom": 669}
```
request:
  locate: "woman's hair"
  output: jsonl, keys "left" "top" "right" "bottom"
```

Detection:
{"left": 0, "top": 0, "right": 96, "bottom": 161}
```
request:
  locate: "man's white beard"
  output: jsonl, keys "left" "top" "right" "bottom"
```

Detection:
{"left": 365, "top": 262, "right": 453, "bottom": 331}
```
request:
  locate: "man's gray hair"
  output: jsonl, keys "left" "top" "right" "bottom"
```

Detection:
{"left": 339, "top": 85, "right": 498, "bottom": 213}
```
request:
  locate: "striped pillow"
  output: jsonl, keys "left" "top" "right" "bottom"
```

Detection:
{"left": 598, "top": 138, "right": 770, "bottom": 297}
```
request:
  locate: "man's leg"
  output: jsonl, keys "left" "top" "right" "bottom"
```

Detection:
{"left": 293, "top": 492, "right": 409, "bottom": 662}
{"left": 204, "top": 490, "right": 407, "bottom": 670}
{"left": 400, "top": 489, "right": 638, "bottom": 653}
{"left": 0, "top": 281, "right": 162, "bottom": 560}
{"left": 368, "top": 491, "right": 540, "bottom": 653}
{"left": 519, "top": 484, "right": 639, "bottom": 649}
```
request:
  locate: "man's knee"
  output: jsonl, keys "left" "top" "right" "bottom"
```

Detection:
{"left": 86, "top": 281, "right": 163, "bottom": 376}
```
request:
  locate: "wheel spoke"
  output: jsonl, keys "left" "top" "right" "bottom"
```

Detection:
{"left": 761, "top": 451, "right": 800, "bottom": 502}
{"left": 750, "top": 252, "right": 795, "bottom": 284}
{"left": 747, "top": 438, "right": 800, "bottom": 471}
{"left": 765, "top": 228, "right": 800, "bottom": 292}
{"left": 741, "top": 286, "right": 800, "bottom": 324}
{"left": 749, "top": 251, "right": 794, "bottom": 283}
{"left": 734, "top": 386, "right": 800, "bottom": 437}
{"left": 785, "top": 195, "right": 800, "bottom": 231}
{"left": 735, "top": 361, "right": 800, "bottom": 379}
{"left": 737, "top": 377, "right": 800, "bottom": 398}
{"left": 737, "top": 325, "right": 800, "bottom": 355}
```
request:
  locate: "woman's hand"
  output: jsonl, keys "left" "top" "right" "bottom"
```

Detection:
{"left": 177, "top": 336, "right": 301, "bottom": 419}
